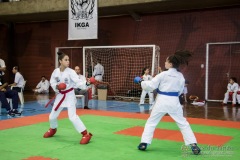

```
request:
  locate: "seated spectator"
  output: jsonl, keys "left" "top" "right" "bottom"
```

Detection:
{"left": 33, "top": 76, "right": 50, "bottom": 94}
{"left": 0, "top": 82, "right": 21, "bottom": 116}
{"left": 222, "top": 77, "right": 239, "bottom": 106}
{"left": 74, "top": 66, "right": 90, "bottom": 109}
{"left": 0, "top": 57, "right": 6, "bottom": 86}
{"left": 9, "top": 66, "right": 25, "bottom": 92}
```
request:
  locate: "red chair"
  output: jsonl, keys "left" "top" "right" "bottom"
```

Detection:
{"left": 228, "top": 92, "right": 234, "bottom": 101}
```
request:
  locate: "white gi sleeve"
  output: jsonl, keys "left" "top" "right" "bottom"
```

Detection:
{"left": 70, "top": 70, "right": 87, "bottom": 90}
{"left": 233, "top": 83, "right": 239, "bottom": 92}
{"left": 141, "top": 73, "right": 162, "bottom": 91}
{"left": 36, "top": 81, "right": 42, "bottom": 88}
{"left": 50, "top": 69, "right": 59, "bottom": 93}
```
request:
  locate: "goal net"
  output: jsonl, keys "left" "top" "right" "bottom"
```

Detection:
{"left": 206, "top": 42, "right": 240, "bottom": 101}
{"left": 83, "top": 45, "right": 160, "bottom": 99}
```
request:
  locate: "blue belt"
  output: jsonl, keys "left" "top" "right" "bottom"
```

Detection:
{"left": 157, "top": 89, "right": 178, "bottom": 96}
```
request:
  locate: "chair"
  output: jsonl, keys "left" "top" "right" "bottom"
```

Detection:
{"left": 11, "top": 80, "right": 26, "bottom": 104}
{"left": 76, "top": 95, "right": 85, "bottom": 108}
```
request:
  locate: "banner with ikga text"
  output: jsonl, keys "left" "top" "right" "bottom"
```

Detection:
{"left": 68, "top": 0, "right": 98, "bottom": 40}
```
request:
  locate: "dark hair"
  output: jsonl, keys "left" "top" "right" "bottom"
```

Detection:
{"left": 230, "top": 77, "right": 237, "bottom": 83}
{"left": 42, "top": 76, "right": 46, "bottom": 78}
{"left": 97, "top": 58, "right": 101, "bottom": 63}
{"left": 57, "top": 51, "right": 68, "bottom": 62}
{"left": 168, "top": 50, "right": 192, "bottom": 69}
{"left": 13, "top": 66, "right": 19, "bottom": 71}
{"left": 142, "top": 67, "right": 149, "bottom": 75}
{"left": 185, "top": 80, "right": 189, "bottom": 84}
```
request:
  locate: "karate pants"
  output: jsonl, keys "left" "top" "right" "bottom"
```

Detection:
{"left": 140, "top": 90, "right": 154, "bottom": 105}
{"left": 223, "top": 91, "right": 237, "bottom": 104}
{"left": 49, "top": 105, "right": 86, "bottom": 133}
{"left": 141, "top": 103, "right": 197, "bottom": 145}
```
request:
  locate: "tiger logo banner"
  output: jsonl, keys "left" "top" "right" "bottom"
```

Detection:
{"left": 68, "top": 0, "right": 98, "bottom": 40}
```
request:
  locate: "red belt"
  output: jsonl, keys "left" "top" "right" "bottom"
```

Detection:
{"left": 45, "top": 88, "right": 73, "bottom": 111}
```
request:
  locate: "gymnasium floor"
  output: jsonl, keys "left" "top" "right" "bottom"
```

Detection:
{"left": 0, "top": 92, "right": 240, "bottom": 160}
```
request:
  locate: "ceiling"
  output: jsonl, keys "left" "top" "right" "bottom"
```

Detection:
{"left": 0, "top": 0, "right": 240, "bottom": 23}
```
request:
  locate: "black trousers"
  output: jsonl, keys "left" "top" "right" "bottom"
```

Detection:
{"left": 0, "top": 89, "right": 18, "bottom": 111}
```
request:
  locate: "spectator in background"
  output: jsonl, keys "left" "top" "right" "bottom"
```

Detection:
{"left": 33, "top": 76, "right": 50, "bottom": 94}
{"left": 74, "top": 66, "right": 90, "bottom": 109}
{"left": 222, "top": 77, "right": 239, "bottom": 106}
{"left": 0, "top": 57, "right": 6, "bottom": 85}
{"left": 93, "top": 59, "right": 104, "bottom": 81}
{"left": 139, "top": 67, "right": 154, "bottom": 109}
{"left": 0, "top": 82, "right": 21, "bottom": 116}
{"left": 92, "top": 58, "right": 104, "bottom": 96}
{"left": 9, "top": 66, "right": 25, "bottom": 92}
{"left": 0, "top": 57, "right": 21, "bottom": 116}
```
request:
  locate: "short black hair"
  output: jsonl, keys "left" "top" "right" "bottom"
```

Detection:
{"left": 230, "top": 77, "right": 237, "bottom": 83}
{"left": 13, "top": 66, "right": 19, "bottom": 71}
{"left": 142, "top": 67, "right": 149, "bottom": 75}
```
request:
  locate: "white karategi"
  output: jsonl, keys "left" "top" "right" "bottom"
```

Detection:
{"left": 92, "top": 63, "right": 104, "bottom": 95}
{"left": 140, "top": 68, "right": 197, "bottom": 145}
{"left": 74, "top": 74, "right": 90, "bottom": 107}
{"left": 0, "top": 59, "right": 6, "bottom": 76}
{"left": 0, "top": 58, "right": 6, "bottom": 85}
{"left": 35, "top": 80, "right": 50, "bottom": 93}
{"left": 49, "top": 67, "right": 87, "bottom": 133}
{"left": 93, "top": 63, "right": 104, "bottom": 81}
{"left": 140, "top": 74, "right": 154, "bottom": 105}
{"left": 223, "top": 82, "right": 239, "bottom": 104}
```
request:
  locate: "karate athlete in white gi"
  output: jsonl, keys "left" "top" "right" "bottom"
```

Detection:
{"left": 43, "top": 52, "right": 92, "bottom": 144}
{"left": 139, "top": 67, "right": 154, "bottom": 108}
{"left": 136, "top": 50, "right": 201, "bottom": 155}
{"left": 92, "top": 58, "right": 104, "bottom": 95}
{"left": 222, "top": 77, "right": 239, "bottom": 106}
{"left": 33, "top": 76, "right": 50, "bottom": 94}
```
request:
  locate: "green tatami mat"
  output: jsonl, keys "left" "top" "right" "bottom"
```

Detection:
{"left": 0, "top": 115, "right": 239, "bottom": 160}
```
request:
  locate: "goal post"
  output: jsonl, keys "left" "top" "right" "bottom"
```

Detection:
{"left": 83, "top": 45, "right": 160, "bottom": 99}
{"left": 205, "top": 41, "right": 240, "bottom": 102}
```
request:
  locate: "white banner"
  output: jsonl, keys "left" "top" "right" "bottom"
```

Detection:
{"left": 68, "top": 0, "right": 98, "bottom": 40}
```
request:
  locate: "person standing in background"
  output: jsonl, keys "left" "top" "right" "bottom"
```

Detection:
{"left": 139, "top": 67, "right": 154, "bottom": 109}
{"left": 92, "top": 58, "right": 104, "bottom": 96}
